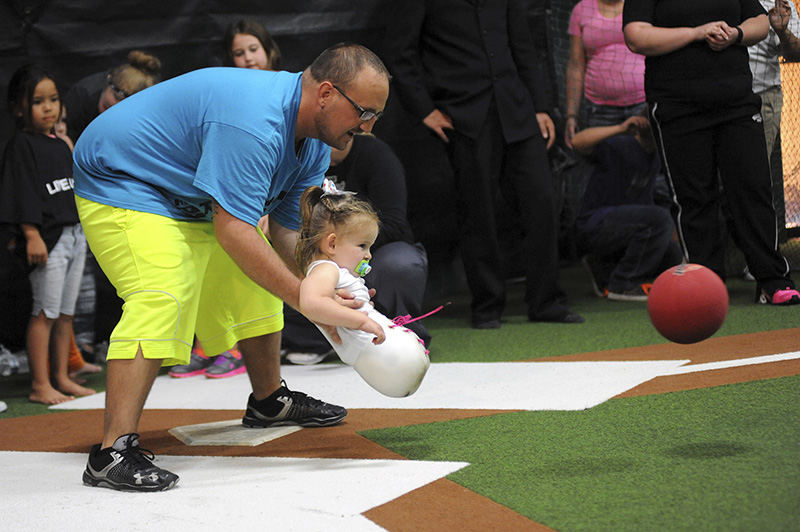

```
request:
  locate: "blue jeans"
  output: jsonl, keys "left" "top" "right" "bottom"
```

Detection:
{"left": 577, "top": 205, "right": 681, "bottom": 292}
{"left": 585, "top": 101, "right": 647, "bottom": 128}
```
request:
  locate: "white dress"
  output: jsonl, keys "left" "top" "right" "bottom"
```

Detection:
{"left": 306, "top": 259, "right": 387, "bottom": 365}
{"left": 305, "top": 259, "right": 429, "bottom": 397}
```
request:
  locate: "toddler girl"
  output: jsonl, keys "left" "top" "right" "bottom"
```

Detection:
{"left": 296, "top": 185, "right": 429, "bottom": 397}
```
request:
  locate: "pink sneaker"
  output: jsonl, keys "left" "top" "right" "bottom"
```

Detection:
{"left": 168, "top": 351, "right": 214, "bottom": 378}
{"left": 757, "top": 286, "right": 800, "bottom": 305}
{"left": 205, "top": 350, "right": 246, "bottom": 378}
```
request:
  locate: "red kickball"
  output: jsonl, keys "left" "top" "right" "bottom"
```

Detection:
{"left": 647, "top": 264, "right": 729, "bottom": 344}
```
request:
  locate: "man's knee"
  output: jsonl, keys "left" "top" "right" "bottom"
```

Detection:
{"left": 371, "top": 243, "right": 428, "bottom": 283}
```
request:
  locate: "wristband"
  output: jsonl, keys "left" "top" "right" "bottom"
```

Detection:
{"left": 735, "top": 26, "right": 743, "bottom": 44}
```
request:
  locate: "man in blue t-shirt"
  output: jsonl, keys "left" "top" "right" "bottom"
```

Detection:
{"left": 572, "top": 114, "right": 682, "bottom": 302}
{"left": 73, "top": 43, "right": 391, "bottom": 492}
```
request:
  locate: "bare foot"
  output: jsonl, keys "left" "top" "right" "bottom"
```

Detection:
{"left": 69, "top": 361, "right": 102, "bottom": 378}
{"left": 57, "top": 380, "right": 97, "bottom": 397}
{"left": 30, "top": 385, "right": 74, "bottom": 405}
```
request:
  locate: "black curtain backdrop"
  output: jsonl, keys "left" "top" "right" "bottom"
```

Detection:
{"left": 0, "top": 0, "right": 555, "bottom": 286}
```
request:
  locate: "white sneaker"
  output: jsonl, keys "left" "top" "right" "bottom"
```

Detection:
{"left": 0, "top": 401, "right": 7, "bottom": 413}
{"left": 285, "top": 350, "right": 335, "bottom": 365}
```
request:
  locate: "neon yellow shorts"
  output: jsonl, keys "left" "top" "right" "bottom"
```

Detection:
{"left": 76, "top": 196, "right": 284, "bottom": 366}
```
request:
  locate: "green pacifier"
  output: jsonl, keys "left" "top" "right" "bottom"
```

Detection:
{"left": 355, "top": 259, "right": 372, "bottom": 277}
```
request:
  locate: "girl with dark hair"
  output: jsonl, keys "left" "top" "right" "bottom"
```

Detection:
{"left": 0, "top": 64, "right": 94, "bottom": 403}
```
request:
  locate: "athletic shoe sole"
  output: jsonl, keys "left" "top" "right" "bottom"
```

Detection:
{"left": 82, "top": 470, "right": 178, "bottom": 492}
{"left": 168, "top": 368, "right": 208, "bottom": 378}
{"left": 205, "top": 365, "right": 247, "bottom": 379}
{"left": 242, "top": 412, "right": 346, "bottom": 428}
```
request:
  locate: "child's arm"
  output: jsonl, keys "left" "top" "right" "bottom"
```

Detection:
{"left": 571, "top": 115, "right": 650, "bottom": 155}
{"left": 299, "top": 262, "right": 386, "bottom": 344}
{"left": 21, "top": 223, "right": 47, "bottom": 266}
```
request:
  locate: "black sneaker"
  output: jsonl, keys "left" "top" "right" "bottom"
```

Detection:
{"left": 83, "top": 433, "right": 179, "bottom": 491}
{"left": 242, "top": 380, "right": 347, "bottom": 428}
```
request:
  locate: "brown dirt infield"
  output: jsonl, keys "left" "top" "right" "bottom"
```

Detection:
{"left": 1, "top": 328, "right": 797, "bottom": 531}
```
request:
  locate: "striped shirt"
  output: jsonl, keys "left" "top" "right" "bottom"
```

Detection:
{"left": 748, "top": 0, "right": 800, "bottom": 93}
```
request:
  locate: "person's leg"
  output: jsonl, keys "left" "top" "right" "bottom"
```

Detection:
{"left": 758, "top": 86, "right": 787, "bottom": 235}
{"left": 67, "top": 330, "right": 86, "bottom": 373}
{"left": 26, "top": 229, "right": 75, "bottom": 404}
{"left": 281, "top": 304, "right": 331, "bottom": 354}
{"left": 759, "top": 87, "right": 782, "bottom": 163}
{"left": 649, "top": 104, "right": 722, "bottom": 276}
{"left": 197, "top": 236, "right": 346, "bottom": 427}
{"left": 598, "top": 205, "right": 679, "bottom": 292}
{"left": 77, "top": 198, "right": 210, "bottom": 491}
{"left": 446, "top": 108, "right": 506, "bottom": 327}
{"left": 73, "top": 251, "right": 96, "bottom": 357}
{"left": 715, "top": 108, "right": 795, "bottom": 298}
{"left": 51, "top": 225, "right": 94, "bottom": 396}
{"left": 51, "top": 314, "right": 95, "bottom": 397}
{"left": 26, "top": 311, "right": 68, "bottom": 404}
{"left": 503, "top": 135, "right": 581, "bottom": 322}
{"left": 101, "top": 347, "right": 163, "bottom": 448}
{"left": 238, "top": 332, "right": 282, "bottom": 399}
{"left": 86, "top": 347, "right": 178, "bottom": 493}
{"left": 367, "top": 241, "right": 431, "bottom": 345}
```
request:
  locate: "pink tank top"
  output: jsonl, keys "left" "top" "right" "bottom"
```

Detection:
{"left": 568, "top": 0, "right": 645, "bottom": 106}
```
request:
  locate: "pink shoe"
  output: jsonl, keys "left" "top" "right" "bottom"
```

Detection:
{"left": 205, "top": 350, "right": 246, "bottom": 378}
{"left": 757, "top": 286, "right": 800, "bottom": 305}
{"left": 168, "top": 351, "right": 214, "bottom": 378}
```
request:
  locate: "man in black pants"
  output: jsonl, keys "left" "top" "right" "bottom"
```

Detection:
{"left": 384, "top": 0, "right": 583, "bottom": 329}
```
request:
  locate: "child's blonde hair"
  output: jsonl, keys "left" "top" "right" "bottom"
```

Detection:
{"left": 296, "top": 185, "right": 379, "bottom": 273}
{"left": 108, "top": 50, "right": 162, "bottom": 98}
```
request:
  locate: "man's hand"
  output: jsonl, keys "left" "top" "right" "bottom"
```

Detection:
{"left": 536, "top": 112, "right": 556, "bottom": 149}
{"left": 317, "top": 287, "right": 378, "bottom": 344}
{"left": 770, "top": 0, "right": 792, "bottom": 33}
{"left": 422, "top": 109, "right": 454, "bottom": 143}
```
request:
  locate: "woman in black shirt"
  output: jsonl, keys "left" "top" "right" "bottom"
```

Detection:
{"left": 623, "top": 0, "right": 799, "bottom": 305}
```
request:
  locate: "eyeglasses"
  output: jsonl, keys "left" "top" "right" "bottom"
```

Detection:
{"left": 333, "top": 84, "right": 383, "bottom": 122}
{"left": 106, "top": 75, "right": 130, "bottom": 101}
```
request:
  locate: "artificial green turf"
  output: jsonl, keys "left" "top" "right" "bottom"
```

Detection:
{"left": 361, "top": 375, "right": 800, "bottom": 531}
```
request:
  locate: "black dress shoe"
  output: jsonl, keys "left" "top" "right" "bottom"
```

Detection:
{"left": 472, "top": 318, "right": 502, "bottom": 329}
{"left": 529, "top": 310, "right": 585, "bottom": 324}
